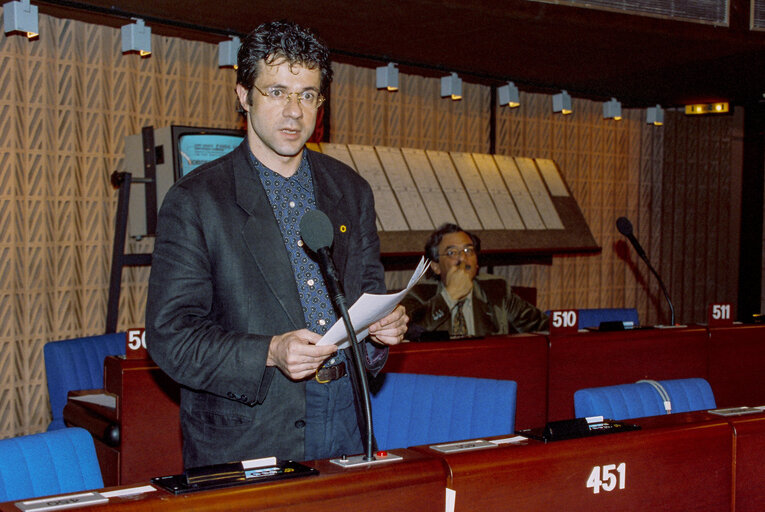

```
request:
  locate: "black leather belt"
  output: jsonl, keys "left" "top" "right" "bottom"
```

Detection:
{"left": 315, "top": 361, "right": 346, "bottom": 383}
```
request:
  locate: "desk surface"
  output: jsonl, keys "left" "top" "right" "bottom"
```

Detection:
{"left": 0, "top": 449, "right": 445, "bottom": 512}
{"left": 11, "top": 411, "right": 765, "bottom": 512}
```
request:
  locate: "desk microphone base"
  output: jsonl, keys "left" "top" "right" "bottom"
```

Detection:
{"left": 330, "top": 451, "right": 403, "bottom": 468}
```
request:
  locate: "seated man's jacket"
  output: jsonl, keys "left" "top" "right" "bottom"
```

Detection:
{"left": 401, "top": 275, "right": 549, "bottom": 339}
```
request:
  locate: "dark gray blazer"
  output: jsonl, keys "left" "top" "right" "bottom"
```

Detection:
{"left": 146, "top": 142, "right": 387, "bottom": 467}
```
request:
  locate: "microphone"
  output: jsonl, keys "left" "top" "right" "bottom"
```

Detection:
{"left": 616, "top": 217, "right": 675, "bottom": 326}
{"left": 299, "top": 209, "right": 375, "bottom": 461}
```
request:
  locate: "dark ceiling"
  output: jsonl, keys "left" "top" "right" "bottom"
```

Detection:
{"left": 36, "top": 0, "right": 765, "bottom": 108}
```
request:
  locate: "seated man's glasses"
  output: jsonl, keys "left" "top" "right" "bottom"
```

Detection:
{"left": 440, "top": 246, "right": 476, "bottom": 259}
{"left": 252, "top": 84, "right": 326, "bottom": 110}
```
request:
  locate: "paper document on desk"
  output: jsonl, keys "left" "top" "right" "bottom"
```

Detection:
{"left": 318, "top": 256, "right": 430, "bottom": 349}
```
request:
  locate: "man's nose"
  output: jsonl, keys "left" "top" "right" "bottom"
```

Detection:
{"left": 283, "top": 95, "right": 304, "bottom": 117}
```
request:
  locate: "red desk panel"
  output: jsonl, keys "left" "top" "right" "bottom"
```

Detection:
{"left": 707, "top": 324, "right": 765, "bottom": 408}
{"left": 725, "top": 412, "right": 765, "bottom": 512}
{"left": 64, "top": 356, "right": 183, "bottom": 486}
{"left": 0, "top": 449, "right": 445, "bottom": 512}
{"left": 547, "top": 326, "right": 710, "bottom": 421}
{"left": 415, "top": 412, "right": 733, "bottom": 512}
{"left": 385, "top": 334, "right": 548, "bottom": 430}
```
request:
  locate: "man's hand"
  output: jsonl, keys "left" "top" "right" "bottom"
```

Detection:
{"left": 267, "top": 329, "right": 337, "bottom": 380}
{"left": 444, "top": 262, "right": 473, "bottom": 302}
{"left": 369, "top": 305, "right": 408, "bottom": 346}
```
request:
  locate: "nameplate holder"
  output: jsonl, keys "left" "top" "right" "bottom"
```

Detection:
{"left": 16, "top": 492, "right": 108, "bottom": 511}
{"left": 125, "top": 328, "right": 148, "bottom": 359}
{"left": 707, "top": 303, "right": 733, "bottom": 326}
{"left": 549, "top": 310, "right": 579, "bottom": 335}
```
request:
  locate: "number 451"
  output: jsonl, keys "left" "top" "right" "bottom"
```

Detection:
{"left": 587, "top": 463, "right": 626, "bottom": 494}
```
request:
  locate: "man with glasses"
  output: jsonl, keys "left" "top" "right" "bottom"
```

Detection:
{"left": 401, "top": 223, "right": 548, "bottom": 340}
{"left": 146, "top": 20, "right": 407, "bottom": 468}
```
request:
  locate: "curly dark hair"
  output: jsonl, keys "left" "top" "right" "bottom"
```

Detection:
{"left": 236, "top": 20, "right": 333, "bottom": 100}
{"left": 425, "top": 223, "right": 481, "bottom": 262}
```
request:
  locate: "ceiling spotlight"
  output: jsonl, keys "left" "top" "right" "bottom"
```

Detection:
{"left": 498, "top": 82, "right": 520, "bottom": 108}
{"left": 441, "top": 72, "right": 462, "bottom": 100}
{"left": 646, "top": 104, "right": 664, "bottom": 126}
{"left": 603, "top": 98, "right": 622, "bottom": 120}
{"left": 121, "top": 18, "right": 151, "bottom": 57}
{"left": 218, "top": 36, "right": 240, "bottom": 68}
{"left": 376, "top": 62, "right": 399, "bottom": 91}
{"left": 3, "top": 0, "right": 38, "bottom": 38}
{"left": 552, "top": 90, "right": 572, "bottom": 114}
{"left": 684, "top": 102, "right": 729, "bottom": 115}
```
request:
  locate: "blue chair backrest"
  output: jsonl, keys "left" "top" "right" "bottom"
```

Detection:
{"left": 43, "top": 333, "right": 125, "bottom": 430}
{"left": 660, "top": 378, "right": 716, "bottom": 413}
{"left": 577, "top": 308, "right": 639, "bottom": 329}
{"left": 0, "top": 427, "right": 104, "bottom": 502}
{"left": 574, "top": 378, "right": 716, "bottom": 420}
{"left": 370, "top": 373, "right": 517, "bottom": 451}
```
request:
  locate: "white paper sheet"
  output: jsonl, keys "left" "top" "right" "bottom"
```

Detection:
{"left": 317, "top": 257, "right": 430, "bottom": 349}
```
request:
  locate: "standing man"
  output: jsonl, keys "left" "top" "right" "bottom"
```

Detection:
{"left": 402, "top": 223, "right": 548, "bottom": 339}
{"left": 146, "top": 20, "right": 407, "bottom": 468}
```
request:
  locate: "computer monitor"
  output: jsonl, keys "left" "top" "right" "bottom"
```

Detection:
{"left": 124, "top": 125, "right": 244, "bottom": 239}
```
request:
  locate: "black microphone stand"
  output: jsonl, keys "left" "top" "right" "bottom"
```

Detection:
{"left": 316, "top": 249, "right": 375, "bottom": 461}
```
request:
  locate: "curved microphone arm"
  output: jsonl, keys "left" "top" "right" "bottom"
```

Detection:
{"left": 641, "top": 256, "right": 675, "bottom": 326}
{"left": 617, "top": 217, "right": 675, "bottom": 326}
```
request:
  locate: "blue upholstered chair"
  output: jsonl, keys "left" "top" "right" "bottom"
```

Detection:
{"left": 370, "top": 373, "right": 517, "bottom": 451}
{"left": 574, "top": 378, "right": 716, "bottom": 421}
{"left": 43, "top": 333, "right": 125, "bottom": 430}
{"left": 0, "top": 427, "right": 103, "bottom": 502}
{"left": 576, "top": 308, "right": 639, "bottom": 329}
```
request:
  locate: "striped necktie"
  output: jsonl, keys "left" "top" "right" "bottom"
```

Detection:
{"left": 452, "top": 300, "right": 467, "bottom": 338}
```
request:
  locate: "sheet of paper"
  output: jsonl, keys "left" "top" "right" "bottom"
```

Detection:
{"left": 318, "top": 257, "right": 430, "bottom": 349}
{"left": 70, "top": 393, "right": 116, "bottom": 409}
{"left": 100, "top": 486, "right": 157, "bottom": 498}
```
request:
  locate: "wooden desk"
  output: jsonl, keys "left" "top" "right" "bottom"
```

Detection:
{"left": 724, "top": 412, "right": 765, "bottom": 512}
{"left": 547, "top": 326, "right": 710, "bottom": 421}
{"left": 385, "top": 334, "right": 548, "bottom": 429}
{"left": 414, "top": 412, "right": 733, "bottom": 511}
{"left": 0, "top": 449, "right": 445, "bottom": 512}
{"left": 707, "top": 324, "right": 765, "bottom": 408}
{"left": 64, "top": 356, "right": 183, "bottom": 486}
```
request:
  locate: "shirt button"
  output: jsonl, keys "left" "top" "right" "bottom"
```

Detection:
{"left": 329, "top": 358, "right": 336, "bottom": 365}
{"left": 307, "top": 279, "right": 315, "bottom": 286}
{"left": 319, "top": 319, "right": 326, "bottom": 326}
{"left": 289, "top": 201, "right": 296, "bottom": 208}
{"left": 295, "top": 420, "right": 306, "bottom": 429}
{"left": 297, "top": 240, "right": 304, "bottom": 247}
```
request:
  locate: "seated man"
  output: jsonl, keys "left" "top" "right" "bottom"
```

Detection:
{"left": 402, "top": 223, "right": 548, "bottom": 340}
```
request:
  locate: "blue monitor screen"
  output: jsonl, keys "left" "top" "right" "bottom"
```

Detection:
{"left": 178, "top": 133, "right": 244, "bottom": 176}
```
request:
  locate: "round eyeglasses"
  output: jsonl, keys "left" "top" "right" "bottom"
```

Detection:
{"left": 252, "top": 84, "right": 325, "bottom": 110}
{"left": 439, "top": 246, "right": 476, "bottom": 259}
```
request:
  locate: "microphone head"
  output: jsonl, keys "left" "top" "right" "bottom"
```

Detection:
{"left": 300, "top": 209, "right": 334, "bottom": 251}
{"left": 616, "top": 216, "right": 633, "bottom": 236}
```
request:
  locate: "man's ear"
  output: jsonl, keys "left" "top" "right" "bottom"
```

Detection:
{"left": 430, "top": 261, "right": 441, "bottom": 276}
{"left": 235, "top": 84, "right": 250, "bottom": 112}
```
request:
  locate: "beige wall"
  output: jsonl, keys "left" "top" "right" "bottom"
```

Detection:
{"left": 0, "top": 11, "right": 742, "bottom": 439}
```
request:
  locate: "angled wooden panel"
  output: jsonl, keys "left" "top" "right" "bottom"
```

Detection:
{"left": 425, "top": 150, "right": 481, "bottom": 231}
{"left": 376, "top": 146, "right": 433, "bottom": 231}
{"left": 449, "top": 152, "right": 503, "bottom": 230}
{"left": 347, "top": 145, "right": 408, "bottom": 231}
{"left": 402, "top": 148, "right": 455, "bottom": 228}
{"left": 472, "top": 153, "right": 524, "bottom": 230}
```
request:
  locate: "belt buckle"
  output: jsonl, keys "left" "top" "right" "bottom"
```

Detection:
{"left": 315, "top": 367, "right": 331, "bottom": 384}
